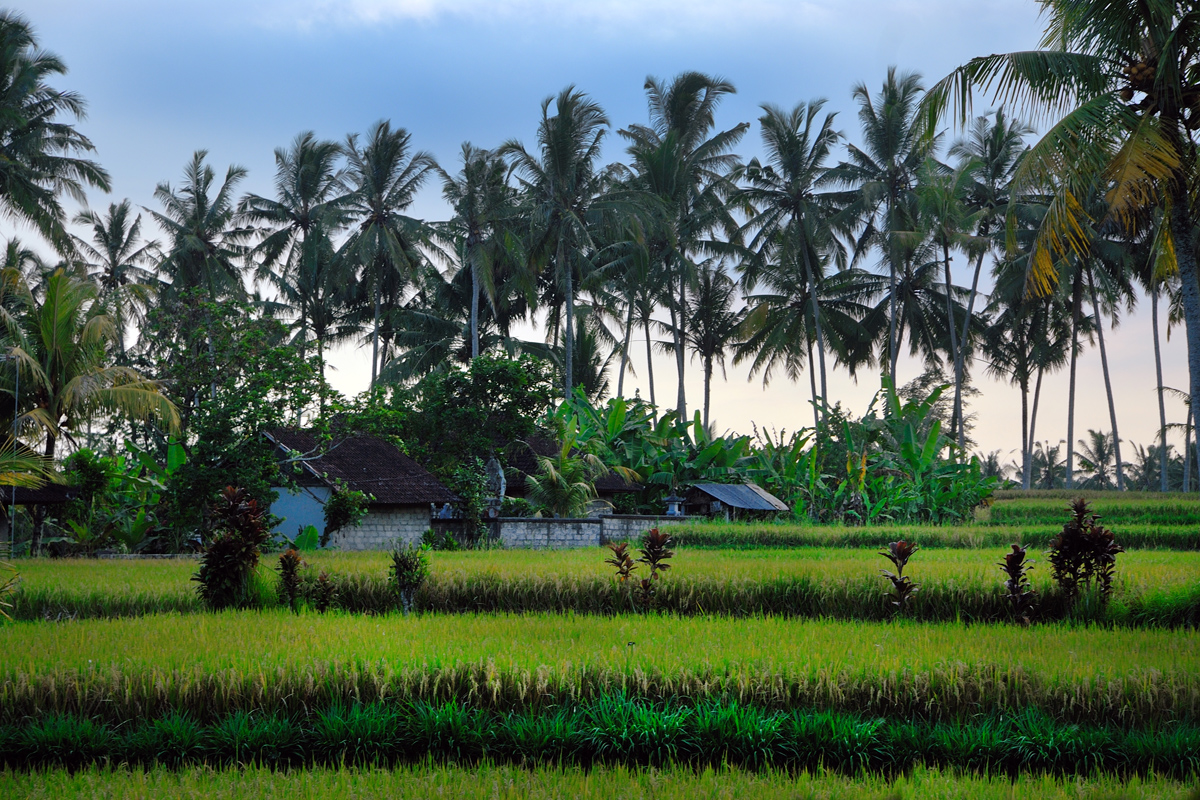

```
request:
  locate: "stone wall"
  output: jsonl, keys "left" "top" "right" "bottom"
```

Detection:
{"left": 495, "top": 515, "right": 687, "bottom": 550}
{"left": 332, "top": 505, "right": 430, "bottom": 551}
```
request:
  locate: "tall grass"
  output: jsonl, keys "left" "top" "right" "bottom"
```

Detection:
{"left": 985, "top": 497, "right": 1200, "bottom": 527}
{"left": 0, "top": 702, "right": 1196, "bottom": 777}
{"left": 4, "top": 764, "right": 1194, "bottom": 800}
{"left": 10, "top": 550, "right": 1199, "bottom": 626}
{"left": 2, "top": 611, "right": 1196, "bottom": 725}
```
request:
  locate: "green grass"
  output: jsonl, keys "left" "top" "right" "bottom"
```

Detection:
{"left": 983, "top": 495, "right": 1200, "bottom": 527}
{"left": 3, "top": 611, "right": 1196, "bottom": 726}
{"left": 10, "top": 548, "right": 1199, "bottom": 626}
{"left": 4, "top": 764, "right": 1195, "bottom": 800}
{"left": 1, "top": 701, "right": 1196, "bottom": 776}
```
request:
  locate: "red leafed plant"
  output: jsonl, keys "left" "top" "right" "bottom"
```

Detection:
{"left": 1047, "top": 498, "right": 1124, "bottom": 604}
{"left": 192, "top": 486, "right": 273, "bottom": 610}
{"left": 604, "top": 542, "right": 638, "bottom": 583}
{"left": 879, "top": 540, "right": 919, "bottom": 612}
{"left": 998, "top": 543, "right": 1036, "bottom": 623}
{"left": 636, "top": 527, "right": 675, "bottom": 609}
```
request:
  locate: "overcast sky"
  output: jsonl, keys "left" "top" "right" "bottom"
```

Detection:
{"left": 12, "top": 0, "right": 1190, "bottom": 467}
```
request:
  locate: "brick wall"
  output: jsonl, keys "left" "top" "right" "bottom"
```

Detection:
{"left": 332, "top": 506, "right": 430, "bottom": 551}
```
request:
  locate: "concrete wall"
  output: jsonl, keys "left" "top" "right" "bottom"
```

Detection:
{"left": 270, "top": 486, "right": 331, "bottom": 538}
{"left": 495, "top": 515, "right": 686, "bottom": 550}
{"left": 331, "top": 506, "right": 430, "bottom": 551}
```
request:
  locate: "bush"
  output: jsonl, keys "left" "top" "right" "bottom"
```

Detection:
{"left": 390, "top": 545, "right": 430, "bottom": 615}
{"left": 192, "top": 487, "right": 273, "bottom": 610}
{"left": 1047, "top": 499, "right": 1125, "bottom": 604}
{"left": 322, "top": 481, "right": 371, "bottom": 547}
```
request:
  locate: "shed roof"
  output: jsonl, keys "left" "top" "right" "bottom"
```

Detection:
{"left": 0, "top": 484, "right": 78, "bottom": 504}
{"left": 690, "top": 482, "right": 789, "bottom": 512}
{"left": 267, "top": 430, "right": 460, "bottom": 506}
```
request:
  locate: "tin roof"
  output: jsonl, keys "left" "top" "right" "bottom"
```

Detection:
{"left": 690, "top": 482, "right": 789, "bottom": 512}
{"left": 267, "top": 430, "right": 460, "bottom": 506}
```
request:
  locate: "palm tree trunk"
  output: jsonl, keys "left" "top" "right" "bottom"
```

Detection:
{"left": 1152, "top": 281, "right": 1168, "bottom": 492}
{"left": 643, "top": 315, "right": 657, "bottom": 407}
{"left": 617, "top": 301, "right": 634, "bottom": 399}
{"left": 561, "top": 238, "right": 574, "bottom": 398}
{"left": 1026, "top": 365, "right": 1045, "bottom": 490}
{"left": 802, "top": 247, "right": 827, "bottom": 424}
{"left": 955, "top": 247, "right": 987, "bottom": 451}
{"left": 1065, "top": 267, "right": 1084, "bottom": 489}
{"left": 371, "top": 278, "right": 381, "bottom": 388}
{"left": 888, "top": 260, "right": 898, "bottom": 382}
{"left": 702, "top": 355, "right": 713, "bottom": 431}
{"left": 674, "top": 259, "right": 688, "bottom": 419}
{"left": 470, "top": 260, "right": 480, "bottom": 360}
{"left": 1186, "top": 404, "right": 1194, "bottom": 492}
{"left": 1088, "top": 268, "right": 1125, "bottom": 491}
{"left": 1019, "top": 372, "right": 1029, "bottom": 491}
{"left": 941, "top": 243, "right": 961, "bottom": 448}
{"left": 1168, "top": 181, "right": 1200, "bottom": 486}
{"left": 30, "top": 432, "right": 56, "bottom": 555}
{"left": 806, "top": 338, "right": 820, "bottom": 434}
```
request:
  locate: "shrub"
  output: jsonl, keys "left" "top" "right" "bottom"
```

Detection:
{"left": 277, "top": 549, "right": 305, "bottom": 612}
{"left": 1047, "top": 499, "right": 1125, "bottom": 603}
{"left": 192, "top": 487, "right": 273, "bottom": 610}
{"left": 314, "top": 570, "right": 336, "bottom": 613}
{"left": 604, "top": 542, "right": 637, "bottom": 583}
{"left": 321, "top": 481, "right": 371, "bottom": 547}
{"left": 636, "top": 528, "right": 674, "bottom": 608}
{"left": 879, "top": 541, "right": 919, "bottom": 612}
{"left": 998, "top": 544, "right": 1036, "bottom": 623}
{"left": 390, "top": 545, "right": 430, "bottom": 615}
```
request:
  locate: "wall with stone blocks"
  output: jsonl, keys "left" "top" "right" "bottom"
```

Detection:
{"left": 598, "top": 515, "right": 685, "bottom": 544}
{"left": 332, "top": 506, "right": 430, "bottom": 551}
{"left": 495, "top": 515, "right": 687, "bottom": 550}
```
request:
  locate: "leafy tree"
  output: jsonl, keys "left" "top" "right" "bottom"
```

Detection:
{"left": 0, "top": 12, "right": 110, "bottom": 250}
{"left": 682, "top": 261, "right": 743, "bottom": 429}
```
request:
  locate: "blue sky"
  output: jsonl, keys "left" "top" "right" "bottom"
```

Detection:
{"left": 13, "top": 0, "right": 1190, "bottom": 465}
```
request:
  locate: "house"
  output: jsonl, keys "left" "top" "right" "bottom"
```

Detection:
{"left": 504, "top": 435, "right": 641, "bottom": 515}
{"left": 684, "top": 482, "right": 789, "bottom": 520}
{"left": 266, "top": 430, "right": 459, "bottom": 550}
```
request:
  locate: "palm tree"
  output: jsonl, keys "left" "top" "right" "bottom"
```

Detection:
{"left": 737, "top": 100, "right": 847, "bottom": 424}
{"left": 70, "top": 200, "right": 159, "bottom": 361}
{"left": 150, "top": 151, "right": 253, "bottom": 302}
{"left": 502, "top": 86, "right": 612, "bottom": 397}
{"left": 242, "top": 132, "right": 354, "bottom": 379}
{"left": 0, "top": 268, "right": 178, "bottom": 551}
{"left": 0, "top": 12, "right": 110, "bottom": 251}
{"left": 341, "top": 121, "right": 439, "bottom": 386}
{"left": 1077, "top": 429, "right": 1119, "bottom": 489}
{"left": 681, "top": 261, "right": 743, "bottom": 429}
{"left": 441, "top": 143, "right": 525, "bottom": 360}
{"left": 835, "top": 68, "right": 939, "bottom": 383}
{"left": 926, "top": 0, "right": 1200, "bottom": 481}
{"left": 621, "top": 72, "right": 748, "bottom": 417}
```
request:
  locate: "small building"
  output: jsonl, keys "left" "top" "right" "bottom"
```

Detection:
{"left": 504, "top": 435, "right": 642, "bottom": 515}
{"left": 685, "top": 482, "right": 789, "bottom": 520}
{"left": 266, "top": 430, "right": 459, "bottom": 550}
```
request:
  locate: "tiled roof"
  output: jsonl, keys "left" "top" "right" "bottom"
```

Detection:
{"left": 267, "top": 430, "right": 460, "bottom": 506}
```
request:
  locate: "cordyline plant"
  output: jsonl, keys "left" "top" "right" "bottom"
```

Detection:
{"left": 604, "top": 542, "right": 637, "bottom": 583}
{"left": 879, "top": 540, "right": 919, "bottom": 612}
{"left": 277, "top": 549, "right": 305, "bottom": 613}
{"left": 998, "top": 543, "right": 1036, "bottom": 623}
{"left": 314, "top": 570, "right": 336, "bottom": 613}
{"left": 635, "top": 527, "right": 674, "bottom": 609}
{"left": 1047, "top": 499, "right": 1124, "bottom": 604}
{"left": 193, "top": 486, "right": 273, "bottom": 610}
{"left": 390, "top": 544, "right": 430, "bottom": 615}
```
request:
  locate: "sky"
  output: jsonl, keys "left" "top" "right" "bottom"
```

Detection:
{"left": 11, "top": 0, "right": 1191, "bottom": 470}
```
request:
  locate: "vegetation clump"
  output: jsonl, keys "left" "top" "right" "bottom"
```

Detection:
{"left": 1047, "top": 499, "right": 1124, "bottom": 603}
{"left": 390, "top": 544, "right": 431, "bottom": 615}
{"left": 192, "top": 487, "right": 272, "bottom": 610}
{"left": 879, "top": 540, "right": 919, "bottom": 612}
{"left": 998, "top": 544, "right": 1036, "bottom": 623}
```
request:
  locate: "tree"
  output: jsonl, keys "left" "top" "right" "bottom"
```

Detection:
{"left": 836, "top": 68, "right": 939, "bottom": 383}
{"left": 151, "top": 151, "right": 253, "bottom": 303}
{"left": 737, "top": 100, "right": 847, "bottom": 424}
{"left": 1, "top": 267, "right": 178, "bottom": 551}
{"left": 621, "top": 72, "right": 748, "bottom": 418}
{"left": 341, "top": 120, "right": 439, "bottom": 386}
{"left": 0, "top": 12, "right": 110, "bottom": 250}
{"left": 503, "top": 86, "right": 612, "bottom": 398}
{"left": 441, "top": 143, "right": 526, "bottom": 360}
{"left": 242, "top": 131, "right": 355, "bottom": 382}
{"left": 682, "top": 261, "right": 743, "bottom": 430}
{"left": 71, "top": 200, "right": 159, "bottom": 360}
{"left": 1077, "top": 428, "right": 1118, "bottom": 489}
{"left": 925, "top": 0, "right": 1200, "bottom": 481}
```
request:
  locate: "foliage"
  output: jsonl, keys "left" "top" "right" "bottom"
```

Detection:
{"left": 0, "top": 559, "right": 17, "bottom": 621}
{"left": 192, "top": 487, "right": 273, "bottom": 610}
{"left": 604, "top": 542, "right": 637, "bottom": 583}
{"left": 500, "top": 497, "right": 536, "bottom": 518}
{"left": 421, "top": 528, "right": 461, "bottom": 552}
{"left": 878, "top": 540, "right": 919, "bottom": 612}
{"left": 448, "top": 457, "right": 487, "bottom": 540}
{"left": 321, "top": 481, "right": 371, "bottom": 547}
{"left": 635, "top": 527, "right": 675, "bottom": 608}
{"left": 390, "top": 544, "right": 430, "bottom": 615}
{"left": 525, "top": 417, "right": 610, "bottom": 518}
{"left": 277, "top": 549, "right": 305, "bottom": 613}
{"left": 1047, "top": 498, "right": 1125, "bottom": 603}
{"left": 313, "top": 570, "right": 336, "bottom": 613}
{"left": 998, "top": 543, "right": 1036, "bottom": 622}
{"left": 403, "top": 354, "right": 556, "bottom": 476}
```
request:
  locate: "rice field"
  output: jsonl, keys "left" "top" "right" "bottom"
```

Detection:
{"left": 4, "top": 764, "right": 1195, "bottom": 800}
{"left": 10, "top": 547, "right": 1200, "bottom": 625}
{"left": 3, "top": 611, "right": 1196, "bottom": 725}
